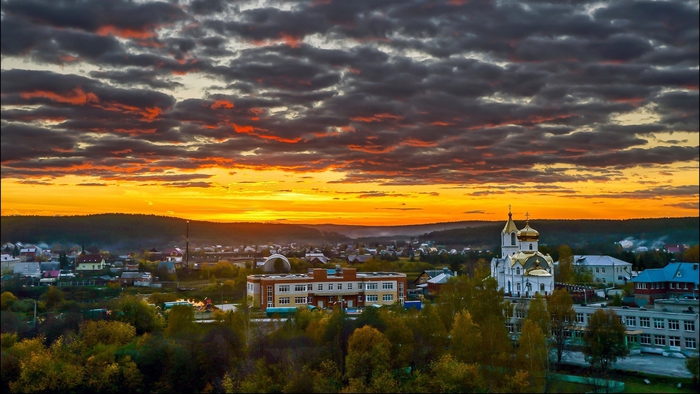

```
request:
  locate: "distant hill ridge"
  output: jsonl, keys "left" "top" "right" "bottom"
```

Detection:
{"left": 1, "top": 214, "right": 697, "bottom": 252}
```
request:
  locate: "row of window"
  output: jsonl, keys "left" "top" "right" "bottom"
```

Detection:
{"left": 276, "top": 294, "right": 395, "bottom": 304}
{"left": 630, "top": 334, "right": 696, "bottom": 349}
{"left": 635, "top": 282, "right": 694, "bottom": 290}
{"left": 517, "top": 312, "right": 697, "bottom": 333}
{"left": 275, "top": 281, "right": 396, "bottom": 292}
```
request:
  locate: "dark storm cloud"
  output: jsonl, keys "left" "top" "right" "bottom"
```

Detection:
{"left": 571, "top": 185, "right": 699, "bottom": 200}
{"left": 1, "top": 0, "right": 698, "bottom": 189}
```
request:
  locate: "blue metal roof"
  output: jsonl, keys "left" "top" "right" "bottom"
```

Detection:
{"left": 632, "top": 262, "right": 700, "bottom": 284}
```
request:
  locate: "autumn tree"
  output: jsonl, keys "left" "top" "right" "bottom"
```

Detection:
{"left": 583, "top": 309, "right": 629, "bottom": 373}
{"left": 378, "top": 308, "right": 414, "bottom": 370}
{"left": 516, "top": 320, "right": 548, "bottom": 389}
{"left": 80, "top": 320, "right": 136, "bottom": 348}
{"left": 683, "top": 245, "right": 699, "bottom": 263}
{"left": 449, "top": 310, "right": 481, "bottom": 364}
{"left": 547, "top": 289, "right": 576, "bottom": 369}
{"left": 345, "top": 325, "right": 391, "bottom": 388}
{"left": 429, "top": 354, "right": 483, "bottom": 393}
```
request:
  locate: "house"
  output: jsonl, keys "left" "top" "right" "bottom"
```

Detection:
{"left": 247, "top": 267, "right": 407, "bottom": 311}
{"left": 19, "top": 247, "right": 40, "bottom": 262}
{"left": 561, "top": 255, "right": 633, "bottom": 286}
{"left": 426, "top": 267, "right": 457, "bottom": 295}
{"left": 305, "top": 253, "right": 329, "bottom": 265}
{"left": 14, "top": 262, "right": 41, "bottom": 278}
{"left": 120, "top": 271, "right": 152, "bottom": 287}
{"left": 75, "top": 254, "right": 106, "bottom": 273}
{"left": 157, "top": 261, "right": 176, "bottom": 275}
{"left": 1, "top": 254, "right": 20, "bottom": 273}
{"left": 346, "top": 255, "right": 373, "bottom": 264}
{"left": 632, "top": 262, "right": 700, "bottom": 306}
{"left": 40, "top": 261, "right": 60, "bottom": 272}
{"left": 164, "top": 248, "right": 184, "bottom": 266}
{"left": 413, "top": 269, "right": 448, "bottom": 295}
{"left": 664, "top": 244, "right": 687, "bottom": 254}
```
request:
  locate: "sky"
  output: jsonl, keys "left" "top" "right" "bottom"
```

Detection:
{"left": 1, "top": 0, "right": 698, "bottom": 225}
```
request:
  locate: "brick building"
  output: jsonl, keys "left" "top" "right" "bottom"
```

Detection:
{"left": 247, "top": 267, "right": 407, "bottom": 311}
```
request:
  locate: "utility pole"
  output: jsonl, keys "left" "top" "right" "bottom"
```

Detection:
{"left": 185, "top": 220, "right": 189, "bottom": 268}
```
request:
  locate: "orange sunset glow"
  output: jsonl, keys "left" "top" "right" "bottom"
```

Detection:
{"left": 1, "top": 0, "right": 698, "bottom": 225}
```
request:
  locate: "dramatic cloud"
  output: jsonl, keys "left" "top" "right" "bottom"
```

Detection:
{"left": 1, "top": 0, "right": 698, "bottom": 192}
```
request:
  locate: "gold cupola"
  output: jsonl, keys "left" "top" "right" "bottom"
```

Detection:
{"left": 517, "top": 212, "right": 539, "bottom": 241}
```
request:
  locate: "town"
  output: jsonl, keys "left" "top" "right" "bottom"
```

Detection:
{"left": 1, "top": 212, "right": 698, "bottom": 393}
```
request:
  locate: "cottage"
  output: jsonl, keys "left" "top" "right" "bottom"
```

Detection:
{"left": 75, "top": 254, "right": 106, "bottom": 273}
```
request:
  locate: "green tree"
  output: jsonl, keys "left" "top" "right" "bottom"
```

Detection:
{"left": 686, "top": 355, "right": 699, "bottom": 385}
{"left": 407, "top": 302, "right": 448, "bottom": 371}
{"left": 556, "top": 245, "right": 574, "bottom": 283}
{"left": 525, "top": 293, "right": 550, "bottom": 338}
{"left": 41, "top": 286, "right": 65, "bottom": 310}
{"left": 165, "top": 305, "right": 197, "bottom": 337}
{"left": 59, "top": 252, "right": 70, "bottom": 270}
{"left": 345, "top": 325, "right": 391, "bottom": 387}
{"left": 583, "top": 309, "right": 629, "bottom": 372}
{"left": 547, "top": 289, "right": 576, "bottom": 369}
{"left": 111, "top": 296, "right": 164, "bottom": 334}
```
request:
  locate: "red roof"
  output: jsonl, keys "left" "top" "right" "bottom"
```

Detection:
{"left": 76, "top": 254, "right": 104, "bottom": 264}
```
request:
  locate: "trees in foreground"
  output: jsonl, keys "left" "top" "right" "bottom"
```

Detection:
{"left": 583, "top": 308, "right": 629, "bottom": 372}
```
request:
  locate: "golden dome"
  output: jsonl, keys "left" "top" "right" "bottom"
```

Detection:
{"left": 517, "top": 224, "right": 539, "bottom": 239}
{"left": 525, "top": 268, "right": 552, "bottom": 277}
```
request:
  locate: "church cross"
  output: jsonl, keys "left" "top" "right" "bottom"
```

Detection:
{"left": 525, "top": 211, "right": 530, "bottom": 221}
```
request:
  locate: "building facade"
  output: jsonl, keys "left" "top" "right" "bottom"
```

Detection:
{"left": 247, "top": 267, "right": 407, "bottom": 311}
{"left": 506, "top": 297, "right": 699, "bottom": 356}
{"left": 560, "top": 255, "right": 633, "bottom": 286}
{"left": 491, "top": 207, "right": 555, "bottom": 297}
{"left": 632, "top": 262, "right": 700, "bottom": 306}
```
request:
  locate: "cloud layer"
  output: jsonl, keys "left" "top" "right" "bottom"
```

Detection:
{"left": 1, "top": 0, "right": 698, "bottom": 191}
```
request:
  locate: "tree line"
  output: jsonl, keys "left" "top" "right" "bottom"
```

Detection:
{"left": 1, "top": 262, "right": 641, "bottom": 393}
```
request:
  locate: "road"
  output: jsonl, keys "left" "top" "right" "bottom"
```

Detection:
{"left": 559, "top": 351, "right": 692, "bottom": 378}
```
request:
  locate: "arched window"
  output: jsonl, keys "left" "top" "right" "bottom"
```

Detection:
{"left": 511, "top": 233, "right": 516, "bottom": 245}
{"left": 529, "top": 244, "right": 533, "bottom": 250}
{"left": 516, "top": 267, "right": 520, "bottom": 275}
{"left": 540, "top": 283, "right": 545, "bottom": 292}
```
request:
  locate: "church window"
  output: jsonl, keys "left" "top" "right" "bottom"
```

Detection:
{"left": 517, "top": 283, "right": 521, "bottom": 292}
{"left": 516, "top": 267, "right": 520, "bottom": 275}
{"left": 529, "top": 244, "right": 533, "bottom": 250}
{"left": 511, "top": 233, "right": 516, "bottom": 245}
{"left": 540, "top": 283, "right": 545, "bottom": 292}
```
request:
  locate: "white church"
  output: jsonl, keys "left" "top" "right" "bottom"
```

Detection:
{"left": 490, "top": 207, "right": 555, "bottom": 297}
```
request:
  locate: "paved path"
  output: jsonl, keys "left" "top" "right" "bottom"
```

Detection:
{"left": 559, "top": 351, "right": 692, "bottom": 378}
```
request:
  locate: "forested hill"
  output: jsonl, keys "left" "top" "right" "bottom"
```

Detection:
{"left": 0, "top": 214, "right": 349, "bottom": 251}
{"left": 417, "top": 217, "right": 699, "bottom": 250}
